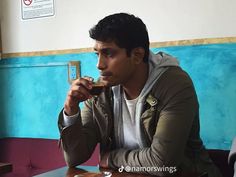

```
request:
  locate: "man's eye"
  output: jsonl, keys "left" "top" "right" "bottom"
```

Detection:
{"left": 106, "top": 52, "right": 113, "bottom": 57}
{"left": 105, "top": 51, "right": 116, "bottom": 58}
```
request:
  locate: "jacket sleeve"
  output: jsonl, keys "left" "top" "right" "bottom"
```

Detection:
{"left": 108, "top": 70, "right": 198, "bottom": 176}
{"left": 58, "top": 99, "right": 100, "bottom": 167}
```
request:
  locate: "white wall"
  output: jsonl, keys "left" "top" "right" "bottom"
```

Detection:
{"left": 1, "top": 0, "right": 236, "bottom": 53}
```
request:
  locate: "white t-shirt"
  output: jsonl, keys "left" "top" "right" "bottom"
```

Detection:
{"left": 122, "top": 93, "right": 139, "bottom": 149}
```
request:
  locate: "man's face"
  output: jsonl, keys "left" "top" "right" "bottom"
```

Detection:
{"left": 94, "top": 40, "right": 136, "bottom": 87}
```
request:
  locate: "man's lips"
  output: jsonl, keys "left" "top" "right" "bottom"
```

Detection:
{"left": 100, "top": 71, "right": 112, "bottom": 76}
{"left": 99, "top": 71, "right": 112, "bottom": 81}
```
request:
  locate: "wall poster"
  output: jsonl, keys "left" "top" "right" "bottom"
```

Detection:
{"left": 21, "top": 0, "right": 55, "bottom": 20}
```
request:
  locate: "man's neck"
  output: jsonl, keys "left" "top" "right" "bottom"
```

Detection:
{"left": 122, "top": 63, "right": 149, "bottom": 100}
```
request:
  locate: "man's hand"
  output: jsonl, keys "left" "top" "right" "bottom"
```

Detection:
{"left": 99, "top": 152, "right": 110, "bottom": 168}
{"left": 64, "top": 77, "right": 94, "bottom": 116}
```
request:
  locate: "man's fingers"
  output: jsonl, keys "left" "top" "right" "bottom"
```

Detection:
{"left": 72, "top": 77, "right": 94, "bottom": 90}
{"left": 64, "top": 77, "right": 94, "bottom": 115}
{"left": 70, "top": 84, "right": 91, "bottom": 99}
{"left": 64, "top": 76, "right": 93, "bottom": 115}
{"left": 84, "top": 76, "right": 94, "bottom": 82}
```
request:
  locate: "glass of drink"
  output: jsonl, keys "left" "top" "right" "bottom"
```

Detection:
{"left": 89, "top": 80, "right": 105, "bottom": 96}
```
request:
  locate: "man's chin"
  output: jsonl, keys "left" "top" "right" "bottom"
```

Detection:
{"left": 102, "top": 81, "right": 118, "bottom": 87}
{"left": 104, "top": 82, "right": 115, "bottom": 87}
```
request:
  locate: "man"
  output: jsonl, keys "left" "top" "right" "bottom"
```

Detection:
{"left": 58, "top": 13, "right": 222, "bottom": 176}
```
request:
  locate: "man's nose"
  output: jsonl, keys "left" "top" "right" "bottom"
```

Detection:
{"left": 96, "top": 54, "right": 106, "bottom": 70}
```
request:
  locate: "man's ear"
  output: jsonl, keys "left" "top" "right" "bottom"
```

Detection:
{"left": 131, "top": 47, "right": 145, "bottom": 64}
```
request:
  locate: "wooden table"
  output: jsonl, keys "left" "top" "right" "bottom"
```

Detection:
{"left": 33, "top": 165, "right": 205, "bottom": 177}
{"left": 0, "top": 162, "right": 13, "bottom": 175}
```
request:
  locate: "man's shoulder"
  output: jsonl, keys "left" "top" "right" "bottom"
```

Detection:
{"left": 150, "top": 66, "right": 198, "bottom": 108}
{"left": 159, "top": 66, "right": 193, "bottom": 85}
{"left": 151, "top": 66, "right": 195, "bottom": 96}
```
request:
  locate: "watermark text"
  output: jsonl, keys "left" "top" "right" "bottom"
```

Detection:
{"left": 118, "top": 165, "right": 177, "bottom": 174}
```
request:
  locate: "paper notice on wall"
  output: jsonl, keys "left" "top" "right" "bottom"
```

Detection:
{"left": 21, "top": 0, "right": 55, "bottom": 20}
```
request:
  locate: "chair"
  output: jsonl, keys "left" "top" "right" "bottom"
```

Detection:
{"left": 228, "top": 137, "right": 236, "bottom": 177}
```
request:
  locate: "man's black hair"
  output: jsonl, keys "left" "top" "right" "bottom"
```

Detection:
{"left": 89, "top": 13, "right": 150, "bottom": 62}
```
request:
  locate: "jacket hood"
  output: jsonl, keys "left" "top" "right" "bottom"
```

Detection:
{"left": 139, "top": 51, "right": 179, "bottom": 99}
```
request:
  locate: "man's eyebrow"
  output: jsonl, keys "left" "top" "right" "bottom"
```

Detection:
{"left": 94, "top": 47, "right": 113, "bottom": 52}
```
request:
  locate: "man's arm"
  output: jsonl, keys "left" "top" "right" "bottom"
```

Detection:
{"left": 58, "top": 77, "right": 100, "bottom": 167}
{"left": 58, "top": 100, "right": 100, "bottom": 167}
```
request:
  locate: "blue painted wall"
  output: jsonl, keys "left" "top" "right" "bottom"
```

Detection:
{"left": 0, "top": 43, "right": 236, "bottom": 150}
